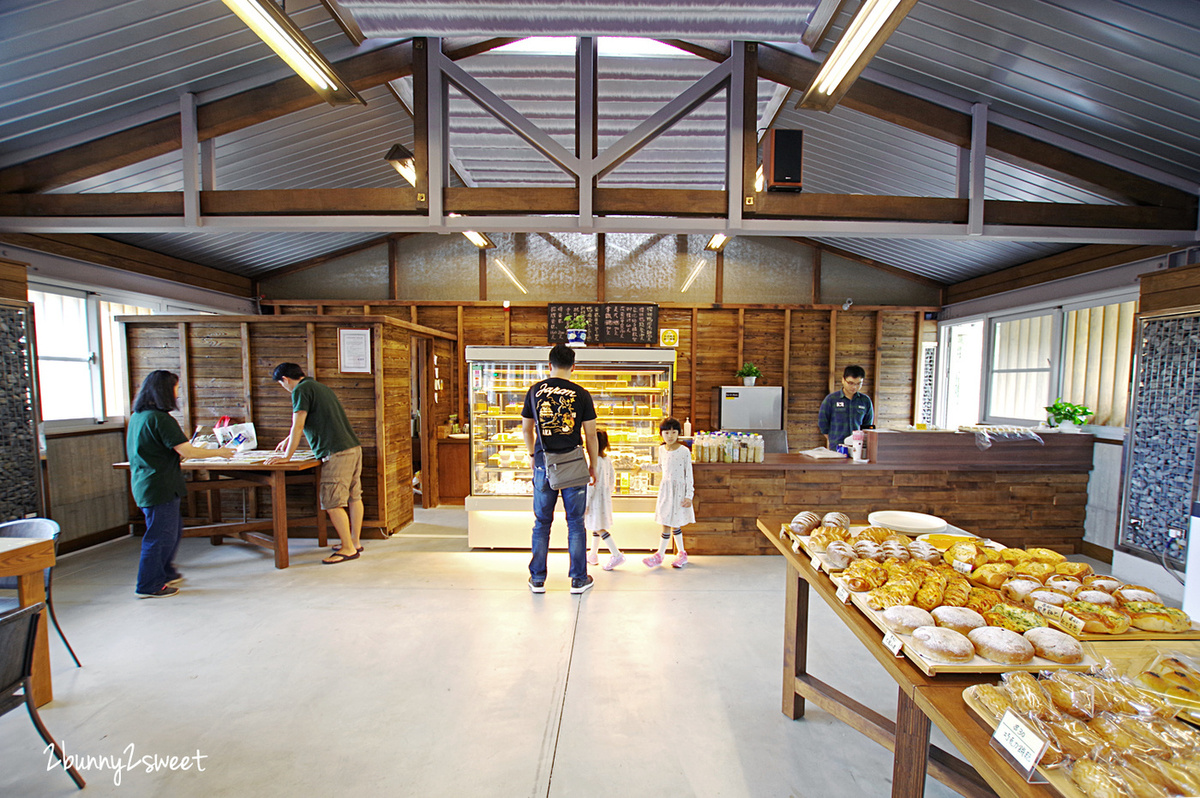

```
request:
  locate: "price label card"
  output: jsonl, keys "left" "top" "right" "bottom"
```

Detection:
{"left": 810, "top": 556, "right": 822, "bottom": 573}
{"left": 1053, "top": 611, "right": 1086, "bottom": 637}
{"left": 791, "top": 540, "right": 801, "bottom": 553}
{"left": 882, "top": 631, "right": 905, "bottom": 657}
{"left": 992, "top": 709, "right": 1049, "bottom": 776}
{"left": 1033, "top": 600, "right": 1063, "bottom": 621}
{"left": 836, "top": 585, "right": 851, "bottom": 604}
{"left": 951, "top": 559, "right": 974, "bottom": 575}
{"left": 779, "top": 525, "right": 789, "bottom": 540}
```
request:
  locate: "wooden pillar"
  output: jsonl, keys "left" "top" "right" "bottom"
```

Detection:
{"left": 456, "top": 305, "right": 465, "bottom": 424}
{"left": 412, "top": 38, "right": 430, "bottom": 211}
{"left": 597, "top": 233, "right": 606, "bottom": 303}
{"left": 741, "top": 42, "right": 760, "bottom": 215}
{"left": 410, "top": 305, "right": 418, "bottom": 324}
{"left": 240, "top": 322, "right": 258, "bottom": 519}
{"left": 827, "top": 309, "right": 838, "bottom": 394}
{"left": 478, "top": 248, "right": 487, "bottom": 301}
{"left": 690, "top": 307, "right": 698, "bottom": 426}
{"left": 782, "top": 308, "right": 791, "bottom": 420}
{"left": 874, "top": 310, "right": 884, "bottom": 398}
{"left": 715, "top": 250, "right": 725, "bottom": 304}
{"left": 737, "top": 307, "right": 744, "bottom": 368}
{"left": 812, "top": 248, "right": 821, "bottom": 305}
{"left": 177, "top": 323, "right": 192, "bottom": 433}
{"left": 305, "top": 322, "right": 317, "bottom": 378}
{"left": 388, "top": 236, "right": 400, "bottom": 299}
{"left": 504, "top": 305, "right": 511, "bottom": 345}
{"left": 911, "top": 311, "right": 924, "bottom": 423}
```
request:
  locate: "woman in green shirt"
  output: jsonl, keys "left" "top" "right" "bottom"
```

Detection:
{"left": 126, "top": 371, "right": 233, "bottom": 598}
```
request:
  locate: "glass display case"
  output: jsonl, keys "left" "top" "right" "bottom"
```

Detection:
{"left": 466, "top": 346, "right": 674, "bottom": 497}
{"left": 464, "top": 346, "right": 676, "bottom": 549}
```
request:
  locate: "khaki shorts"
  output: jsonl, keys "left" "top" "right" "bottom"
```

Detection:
{"left": 320, "top": 446, "right": 363, "bottom": 510}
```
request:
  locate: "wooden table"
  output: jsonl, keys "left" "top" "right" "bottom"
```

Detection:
{"left": 757, "top": 515, "right": 1048, "bottom": 798}
{"left": 115, "top": 456, "right": 325, "bottom": 569}
{"left": 0, "top": 537, "right": 55, "bottom": 707}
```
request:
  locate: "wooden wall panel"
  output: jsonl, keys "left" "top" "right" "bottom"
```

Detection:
{"left": 787, "top": 310, "right": 830, "bottom": 451}
{"left": 0, "top": 257, "right": 28, "bottom": 302}
{"left": 45, "top": 430, "right": 130, "bottom": 548}
{"left": 834, "top": 310, "right": 876, "bottom": 393}
{"left": 659, "top": 307, "right": 692, "bottom": 420}
{"left": 461, "top": 306, "right": 506, "bottom": 346}
{"left": 741, "top": 309, "right": 787, "bottom": 391}
{"left": 694, "top": 309, "right": 740, "bottom": 429}
{"left": 509, "top": 306, "right": 545, "bottom": 346}
{"left": 876, "top": 311, "right": 917, "bottom": 429}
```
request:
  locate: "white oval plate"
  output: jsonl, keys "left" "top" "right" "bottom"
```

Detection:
{"left": 867, "top": 510, "right": 947, "bottom": 535}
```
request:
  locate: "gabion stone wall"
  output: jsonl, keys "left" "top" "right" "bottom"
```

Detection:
{"left": 1123, "top": 313, "right": 1200, "bottom": 562}
{"left": 0, "top": 305, "right": 40, "bottom": 521}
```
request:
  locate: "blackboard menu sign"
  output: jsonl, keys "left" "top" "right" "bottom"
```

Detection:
{"left": 548, "top": 303, "right": 658, "bottom": 345}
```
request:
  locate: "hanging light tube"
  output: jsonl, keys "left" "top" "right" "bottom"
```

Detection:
{"left": 680, "top": 258, "right": 707, "bottom": 293}
{"left": 222, "top": 0, "right": 364, "bottom": 105}
{"left": 798, "top": 0, "right": 916, "bottom": 112}
{"left": 493, "top": 258, "right": 528, "bottom": 294}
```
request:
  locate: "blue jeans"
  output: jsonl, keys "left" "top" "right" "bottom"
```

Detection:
{"left": 530, "top": 455, "right": 588, "bottom": 582}
{"left": 137, "top": 497, "right": 183, "bottom": 594}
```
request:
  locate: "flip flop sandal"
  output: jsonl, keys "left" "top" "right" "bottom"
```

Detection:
{"left": 322, "top": 551, "right": 360, "bottom": 564}
{"left": 333, "top": 545, "right": 365, "bottom": 553}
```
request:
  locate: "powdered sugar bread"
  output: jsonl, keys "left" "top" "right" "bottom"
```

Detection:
{"left": 968, "top": 626, "right": 1035, "bottom": 665}
{"left": 1023, "top": 627, "right": 1084, "bottom": 664}
{"left": 909, "top": 626, "right": 975, "bottom": 663}
{"left": 881, "top": 605, "right": 935, "bottom": 635}
{"left": 930, "top": 606, "right": 985, "bottom": 635}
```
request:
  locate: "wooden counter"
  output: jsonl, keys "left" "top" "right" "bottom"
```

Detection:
{"left": 689, "top": 432, "right": 1094, "bottom": 555}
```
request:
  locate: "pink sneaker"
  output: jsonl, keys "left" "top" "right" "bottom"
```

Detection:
{"left": 642, "top": 552, "right": 663, "bottom": 568}
{"left": 603, "top": 552, "right": 626, "bottom": 571}
{"left": 587, "top": 552, "right": 599, "bottom": 566}
{"left": 672, "top": 552, "right": 689, "bottom": 568}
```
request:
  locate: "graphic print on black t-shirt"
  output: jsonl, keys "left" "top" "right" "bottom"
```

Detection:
{"left": 523, "top": 378, "right": 596, "bottom": 454}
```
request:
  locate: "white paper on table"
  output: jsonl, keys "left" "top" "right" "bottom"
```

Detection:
{"left": 798, "top": 447, "right": 846, "bottom": 459}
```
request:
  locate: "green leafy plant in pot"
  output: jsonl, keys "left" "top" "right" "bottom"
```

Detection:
{"left": 564, "top": 313, "right": 589, "bottom": 348}
{"left": 735, "top": 362, "right": 762, "bottom": 386}
{"left": 1045, "top": 398, "right": 1092, "bottom": 432}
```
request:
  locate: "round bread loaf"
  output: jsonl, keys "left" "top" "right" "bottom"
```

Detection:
{"left": 1027, "top": 587, "right": 1072, "bottom": 607}
{"left": 1082, "top": 575, "right": 1121, "bottom": 593}
{"left": 1114, "top": 586, "right": 1160, "bottom": 604}
{"left": 1045, "top": 575, "right": 1083, "bottom": 594}
{"left": 823, "top": 541, "right": 856, "bottom": 570}
{"left": 930, "top": 606, "right": 985, "bottom": 635}
{"left": 1001, "top": 577, "right": 1043, "bottom": 603}
{"left": 968, "top": 626, "right": 1035, "bottom": 665}
{"left": 910, "top": 626, "right": 975, "bottom": 663}
{"left": 881, "top": 605, "right": 935, "bottom": 634}
{"left": 790, "top": 511, "right": 822, "bottom": 535}
{"left": 1072, "top": 588, "right": 1118, "bottom": 607}
{"left": 822, "top": 511, "right": 850, "bottom": 530}
{"left": 1023, "top": 627, "right": 1084, "bottom": 664}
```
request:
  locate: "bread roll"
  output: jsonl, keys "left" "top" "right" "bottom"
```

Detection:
{"left": 945, "top": 541, "right": 988, "bottom": 569}
{"left": 790, "top": 511, "right": 821, "bottom": 534}
{"left": 982, "top": 601, "right": 1048, "bottom": 633}
{"left": 822, "top": 511, "right": 850, "bottom": 530}
{"left": 1027, "top": 587, "right": 1072, "bottom": 608}
{"left": 1001, "top": 576, "right": 1043, "bottom": 603}
{"left": 965, "top": 586, "right": 1003, "bottom": 614}
{"left": 969, "top": 626, "right": 1034, "bottom": 665}
{"left": 970, "top": 562, "right": 1014, "bottom": 589}
{"left": 1062, "top": 601, "right": 1132, "bottom": 635}
{"left": 881, "top": 605, "right": 935, "bottom": 634}
{"left": 881, "top": 539, "right": 911, "bottom": 562}
{"left": 909, "top": 626, "right": 975, "bottom": 663}
{"left": 1072, "top": 588, "right": 1119, "bottom": 607}
{"left": 1115, "top": 585, "right": 1161, "bottom": 604}
{"left": 999, "top": 547, "right": 1032, "bottom": 565}
{"left": 1123, "top": 602, "right": 1192, "bottom": 633}
{"left": 940, "top": 576, "right": 971, "bottom": 607}
{"left": 853, "top": 525, "right": 890, "bottom": 543}
{"left": 852, "top": 539, "right": 884, "bottom": 562}
{"left": 1024, "top": 626, "right": 1084, "bottom": 664}
{"left": 1012, "top": 560, "right": 1055, "bottom": 581}
{"left": 1026, "top": 546, "right": 1067, "bottom": 564}
{"left": 1083, "top": 574, "right": 1122, "bottom": 593}
{"left": 1054, "top": 560, "right": 1094, "bottom": 579}
{"left": 931, "top": 605, "right": 985, "bottom": 635}
{"left": 1043, "top": 674, "right": 1095, "bottom": 718}
{"left": 1002, "top": 671, "right": 1052, "bottom": 716}
{"left": 1069, "top": 760, "right": 1127, "bottom": 798}
{"left": 907, "top": 540, "right": 942, "bottom": 564}
{"left": 1045, "top": 574, "right": 1083, "bottom": 594}
{"left": 966, "top": 683, "right": 1014, "bottom": 722}
{"left": 823, "top": 541, "right": 856, "bottom": 570}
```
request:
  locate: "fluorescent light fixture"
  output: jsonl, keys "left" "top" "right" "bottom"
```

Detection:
{"left": 754, "top": 163, "right": 765, "bottom": 193}
{"left": 493, "top": 259, "right": 528, "bottom": 294}
{"left": 384, "top": 144, "right": 416, "bottom": 186}
{"left": 705, "top": 233, "right": 730, "bottom": 252}
{"left": 798, "top": 0, "right": 916, "bottom": 112}
{"left": 680, "top": 258, "right": 707, "bottom": 293}
{"left": 447, "top": 213, "right": 495, "bottom": 248}
{"left": 222, "top": 0, "right": 364, "bottom": 105}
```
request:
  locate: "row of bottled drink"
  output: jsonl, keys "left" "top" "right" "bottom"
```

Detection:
{"left": 689, "top": 431, "right": 766, "bottom": 463}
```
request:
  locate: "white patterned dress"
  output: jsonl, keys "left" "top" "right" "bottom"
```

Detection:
{"left": 584, "top": 456, "right": 615, "bottom": 532}
{"left": 644, "top": 444, "right": 695, "bottom": 528}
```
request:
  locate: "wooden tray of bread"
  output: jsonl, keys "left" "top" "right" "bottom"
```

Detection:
{"left": 962, "top": 670, "right": 1200, "bottom": 798}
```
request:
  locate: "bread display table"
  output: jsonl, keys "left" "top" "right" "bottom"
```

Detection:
{"left": 759, "top": 514, "right": 1053, "bottom": 798}
{"left": 115, "top": 453, "right": 325, "bottom": 569}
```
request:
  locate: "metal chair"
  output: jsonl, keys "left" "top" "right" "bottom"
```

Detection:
{"left": 0, "top": 519, "right": 81, "bottom": 668}
{"left": 0, "top": 603, "right": 85, "bottom": 788}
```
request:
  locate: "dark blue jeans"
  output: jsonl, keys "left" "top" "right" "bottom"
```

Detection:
{"left": 137, "top": 497, "right": 183, "bottom": 594}
{"left": 530, "top": 457, "right": 588, "bottom": 582}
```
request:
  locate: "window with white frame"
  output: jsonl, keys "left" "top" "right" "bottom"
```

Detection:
{"left": 1060, "top": 299, "right": 1137, "bottom": 427}
{"left": 986, "top": 311, "right": 1057, "bottom": 423}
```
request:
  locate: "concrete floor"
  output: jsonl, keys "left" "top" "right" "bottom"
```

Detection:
{"left": 1, "top": 507, "right": 965, "bottom": 798}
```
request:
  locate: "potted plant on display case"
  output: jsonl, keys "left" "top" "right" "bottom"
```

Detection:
{"left": 735, "top": 362, "right": 762, "bottom": 386}
{"left": 1045, "top": 398, "right": 1093, "bottom": 432}
{"left": 565, "top": 314, "right": 588, "bottom": 348}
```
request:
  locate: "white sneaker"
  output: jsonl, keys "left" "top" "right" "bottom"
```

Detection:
{"left": 603, "top": 553, "right": 626, "bottom": 571}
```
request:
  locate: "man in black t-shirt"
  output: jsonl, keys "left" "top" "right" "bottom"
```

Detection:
{"left": 521, "top": 344, "right": 599, "bottom": 594}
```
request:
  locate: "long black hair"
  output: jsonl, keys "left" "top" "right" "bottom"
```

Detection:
{"left": 132, "top": 370, "right": 179, "bottom": 413}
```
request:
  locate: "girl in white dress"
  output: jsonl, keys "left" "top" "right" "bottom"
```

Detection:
{"left": 585, "top": 429, "right": 625, "bottom": 570}
{"left": 638, "top": 417, "right": 695, "bottom": 568}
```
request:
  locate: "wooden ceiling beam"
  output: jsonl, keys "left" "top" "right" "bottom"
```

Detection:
{"left": 0, "top": 232, "right": 253, "bottom": 296}
{"left": 0, "top": 37, "right": 518, "bottom": 195}
{"left": 944, "top": 243, "right": 1178, "bottom": 305}
{"left": 673, "top": 40, "right": 1193, "bottom": 209}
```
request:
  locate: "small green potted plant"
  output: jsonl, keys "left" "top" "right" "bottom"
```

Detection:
{"left": 735, "top": 362, "right": 762, "bottom": 386}
{"left": 1045, "top": 398, "right": 1092, "bottom": 432}
{"left": 564, "top": 313, "right": 588, "bottom": 348}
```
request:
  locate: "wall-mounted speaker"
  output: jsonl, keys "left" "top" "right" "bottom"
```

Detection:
{"left": 764, "top": 129, "right": 803, "bottom": 192}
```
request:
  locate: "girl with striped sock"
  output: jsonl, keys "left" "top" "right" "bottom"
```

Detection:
{"left": 585, "top": 429, "right": 625, "bottom": 570}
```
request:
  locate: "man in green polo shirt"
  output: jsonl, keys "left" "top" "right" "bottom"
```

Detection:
{"left": 266, "top": 363, "right": 364, "bottom": 565}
